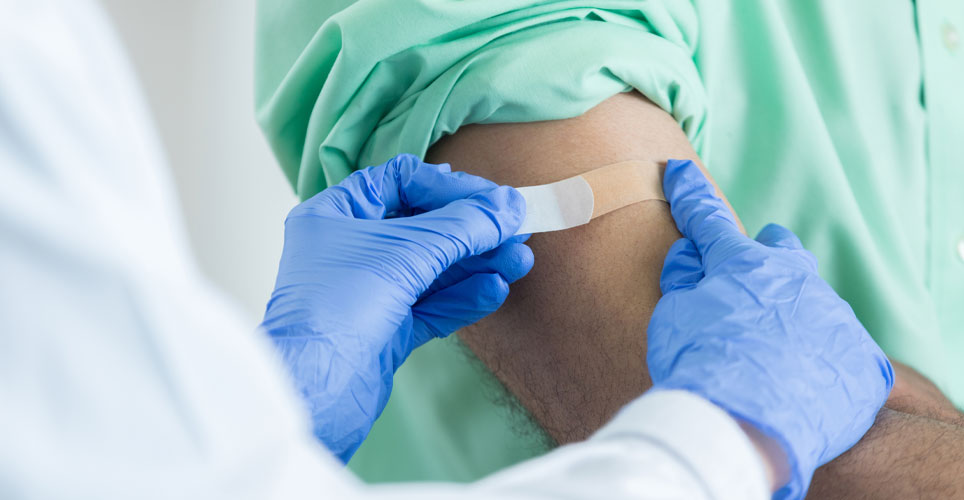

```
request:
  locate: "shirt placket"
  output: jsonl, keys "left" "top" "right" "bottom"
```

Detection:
{"left": 917, "top": 0, "right": 964, "bottom": 392}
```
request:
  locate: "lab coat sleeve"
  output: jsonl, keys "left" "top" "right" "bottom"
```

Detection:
{"left": 0, "top": 1, "right": 768, "bottom": 499}
{"left": 369, "top": 390, "right": 771, "bottom": 500}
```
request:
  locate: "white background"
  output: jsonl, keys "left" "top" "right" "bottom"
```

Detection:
{"left": 100, "top": 0, "right": 298, "bottom": 321}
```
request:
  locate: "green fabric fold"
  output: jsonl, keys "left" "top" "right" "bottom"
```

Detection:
{"left": 255, "top": 0, "right": 705, "bottom": 199}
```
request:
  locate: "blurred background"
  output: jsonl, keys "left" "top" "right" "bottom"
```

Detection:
{"left": 100, "top": 0, "right": 297, "bottom": 322}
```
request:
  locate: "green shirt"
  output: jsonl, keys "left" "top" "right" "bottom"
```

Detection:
{"left": 255, "top": 0, "right": 964, "bottom": 482}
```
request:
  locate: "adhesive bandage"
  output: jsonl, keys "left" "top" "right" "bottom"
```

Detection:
{"left": 515, "top": 160, "right": 667, "bottom": 234}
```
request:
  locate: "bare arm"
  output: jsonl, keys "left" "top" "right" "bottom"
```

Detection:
{"left": 428, "top": 91, "right": 964, "bottom": 497}
{"left": 427, "top": 91, "right": 721, "bottom": 442}
{"left": 806, "top": 362, "right": 964, "bottom": 499}
{"left": 808, "top": 408, "right": 964, "bottom": 499}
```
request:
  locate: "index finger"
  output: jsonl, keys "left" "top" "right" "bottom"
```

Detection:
{"left": 663, "top": 159, "right": 746, "bottom": 266}
{"left": 299, "top": 154, "right": 501, "bottom": 220}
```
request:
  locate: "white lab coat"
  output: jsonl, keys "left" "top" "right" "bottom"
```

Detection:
{"left": 0, "top": 1, "right": 769, "bottom": 499}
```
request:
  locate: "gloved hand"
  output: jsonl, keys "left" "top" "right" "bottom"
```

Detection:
{"left": 648, "top": 159, "right": 893, "bottom": 500}
{"left": 261, "top": 154, "right": 533, "bottom": 462}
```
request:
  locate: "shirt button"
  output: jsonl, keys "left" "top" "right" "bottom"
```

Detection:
{"left": 944, "top": 23, "right": 960, "bottom": 52}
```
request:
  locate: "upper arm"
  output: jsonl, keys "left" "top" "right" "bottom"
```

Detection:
{"left": 427, "top": 91, "right": 738, "bottom": 442}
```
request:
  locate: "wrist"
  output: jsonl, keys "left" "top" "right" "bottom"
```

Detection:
{"left": 736, "top": 419, "right": 790, "bottom": 493}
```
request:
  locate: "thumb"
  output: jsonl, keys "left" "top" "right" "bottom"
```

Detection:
{"left": 663, "top": 159, "right": 751, "bottom": 273}
{"left": 410, "top": 273, "right": 510, "bottom": 348}
{"left": 660, "top": 238, "right": 705, "bottom": 294}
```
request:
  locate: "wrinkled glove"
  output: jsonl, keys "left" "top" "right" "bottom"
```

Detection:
{"left": 262, "top": 154, "right": 533, "bottom": 462}
{"left": 648, "top": 159, "right": 893, "bottom": 500}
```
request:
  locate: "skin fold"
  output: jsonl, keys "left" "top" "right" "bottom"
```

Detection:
{"left": 426, "top": 91, "right": 964, "bottom": 498}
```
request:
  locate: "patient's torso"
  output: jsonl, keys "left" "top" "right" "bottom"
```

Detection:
{"left": 255, "top": 0, "right": 964, "bottom": 483}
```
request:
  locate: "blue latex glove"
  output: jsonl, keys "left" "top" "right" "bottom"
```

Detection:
{"left": 649, "top": 159, "right": 893, "bottom": 500}
{"left": 261, "top": 154, "right": 533, "bottom": 462}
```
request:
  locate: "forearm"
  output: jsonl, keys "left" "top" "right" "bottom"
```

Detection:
{"left": 808, "top": 407, "right": 964, "bottom": 499}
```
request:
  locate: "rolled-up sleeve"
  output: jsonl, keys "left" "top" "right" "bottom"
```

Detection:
{"left": 255, "top": 0, "right": 708, "bottom": 199}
